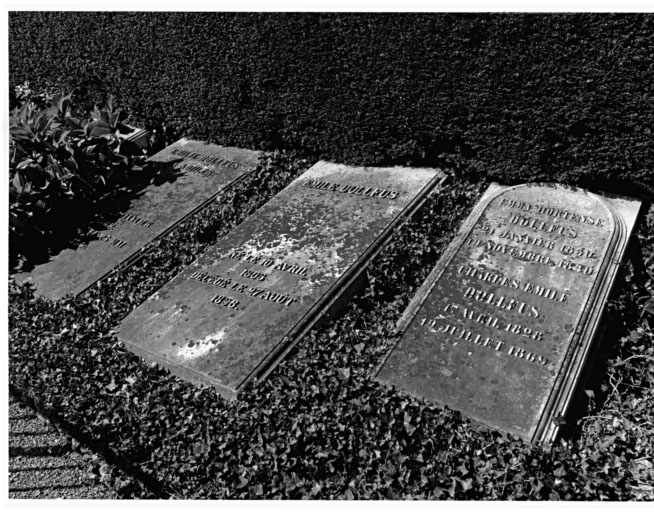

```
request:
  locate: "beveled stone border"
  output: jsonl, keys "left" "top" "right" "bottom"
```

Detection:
{"left": 119, "top": 167, "right": 447, "bottom": 400}
{"left": 244, "top": 170, "right": 448, "bottom": 396}
{"left": 374, "top": 182, "right": 640, "bottom": 443}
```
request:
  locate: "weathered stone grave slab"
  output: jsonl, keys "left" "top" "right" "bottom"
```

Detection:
{"left": 118, "top": 161, "right": 446, "bottom": 399}
{"left": 15, "top": 139, "right": 261, "bottom": 300}
{"left": 375, "top": 183, "right": 640, "bottom": 443}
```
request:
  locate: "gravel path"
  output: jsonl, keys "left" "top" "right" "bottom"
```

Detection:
{"left": 8, "top": 395, "right": 118, "bottom": 499}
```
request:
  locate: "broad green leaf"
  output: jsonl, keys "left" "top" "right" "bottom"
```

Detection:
{"left": 16, "top": 158, "right": 35, "bottom": 169}
{"left": 11, "top": 173, "right": 24, "bottom": 193}
{"left": 87, "top": 120, "right": 114, "bottom": 138}
{"left": 56, "top": 92, "right": 72, "bottom": 114}
{"left": 53, "top": 128, "right": 71, "bottom": 145}
{"left": 10, "top": 126, "right": 34, "bottom": 141}
{"left": 64, "top": 157, "right": 78, "bottom": 173}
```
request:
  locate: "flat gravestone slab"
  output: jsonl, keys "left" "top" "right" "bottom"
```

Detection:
{"left": 375, "top": 183, "right": 640, "bottom": 443}
{"left": 118, "top": 161, "right": 446, "bottom": 399}
{"left": 15, "top": 139, "right": 261, "bottom": 299}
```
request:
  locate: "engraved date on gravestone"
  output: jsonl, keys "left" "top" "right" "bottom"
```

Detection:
{"left": 118, "top": 161, "right": 446, "bottom": 400}
{"left": 375, "top": 183, "right": 640, "bottom": 443}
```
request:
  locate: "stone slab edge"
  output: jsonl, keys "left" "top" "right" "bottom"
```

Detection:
{"left": 73, "top": 145, "right": 259, "bottom": 298}
{"left": 373, "top": 182, "right": 641, "bottom": 443}
{"left": 535, "top": 189, "right": 641, "bottom": 442}
{"left": 246, "top": 170, "right": 448, "bottom": 392}
{"left": 124, "top": 170, "right": 447, "bottom": 399}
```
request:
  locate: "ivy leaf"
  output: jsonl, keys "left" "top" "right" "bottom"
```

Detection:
{"left": 11, "top": 173, "right": 25, "bottom": 194}
{"left": 86, "top": 120, "right": 114, "bottom": 138}
{"left": 105, "top": 377, "right": 117, "bottom": 392}
{"left": 641, "top": 296, "right": 654, "bottom": 317}
{"left": 553, "top": 466, "right": 567, "bottom": 477}
{"left": 10, "top": 125, "right": 34, "bottom": 141}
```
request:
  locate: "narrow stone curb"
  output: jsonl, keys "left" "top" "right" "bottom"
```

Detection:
{"left": 8, "top": 395, "right": 119, "bottom": 499}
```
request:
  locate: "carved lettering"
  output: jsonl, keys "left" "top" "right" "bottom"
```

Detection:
{"left": 466, "top": 237, "right": 596, "bottom": 275}
{"left": 240, "top": 269, "right": 267, "bottom": 281}
{"left": 179, "top": 162, "right": 215, "bottom": 177}
{"left": 303, "top": 179, "right": 399, "bottom": 200}
{"left": 248, "top": 287, "right": 265, "bottom": 298}
{"left": 458, "top": 265, "right": 521, "bottom": 289}
{"left": 120, "top": 213, "right": 154, "bottom": 229}
{"left": 507, "top": 345, "right": 548, "bottom": 366}
{"left": 557, "top": 259, "right": 595, "bottom": 275}
{"left": 466, "top": 238, "right": 556, "bottom": 267}
{"left": 224, "top": 249, "right": 310, "bottom": 277}
{"left": 90, "top": 229, "right": 128, "bottom": 249}
{"left": 273, "top": 261, "right": 308, "bottom": 276}
{"left": 522, "top": 282, "right": 569, "bottom": 302}
{"left": 508, "top": 214, "right": 578, "bottom": 238}
{"left": 503, "top": 322, "right": 544, "bottom": 341}
{"left": 444, "top": 303, "right": 501, "bottom": 328}
{"left": 443, "top": 302, "right": 544, "bottom": 341}
{"left": 501, "top": 199, "right": 606, "bottom": 228}
{"left": 498, "top": 229, "right": 556, "bottom": 250}
{"left": 419, "top": 319, "right": 506, "bottom": 353}
{"left": 560, "top": 244, "right": 599, "bottom": 259}
{"left": 463, "top": 286, "right": 540, "bottom": 318}
{"left": 171, "top": 148, "right": 241, "bottom": 169}
{"left": 210, "top": 294, "right": 239, "bottom": 310}
{"left": 248, "top": 287, "right": 297, "bottom": 307}
{"left": 231, "top": 282, "right": 248, "bottom": 294}
{"left": 190, "top": 271, "right": 232, "bottom": 288}
{"left": 189, "top": 270, "right": 295, "bottom": 306}
{"left": 500, "top": 198, "right": 532, "bottom": 211}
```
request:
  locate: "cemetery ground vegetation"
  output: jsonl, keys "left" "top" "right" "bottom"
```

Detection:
{"left": 8, "top": 12, "right": 654, "bottom": 499}
{"left": 9, "top": 86, "right": 157, "bottom": 269}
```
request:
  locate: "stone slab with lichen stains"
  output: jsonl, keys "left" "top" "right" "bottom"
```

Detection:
{"left": 118, "top": 160, "right": 445, "bottom": 398}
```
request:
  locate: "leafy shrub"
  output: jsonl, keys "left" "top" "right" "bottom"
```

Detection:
{"left": 9, "top": 87, "right": 148, "bottom": 266}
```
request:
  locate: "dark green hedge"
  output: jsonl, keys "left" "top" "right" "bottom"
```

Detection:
{"left": 9, "top": 13, "right": 654, "bottom": 195}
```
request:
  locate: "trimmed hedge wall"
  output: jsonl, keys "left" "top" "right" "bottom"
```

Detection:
{"left": 9, "top": 13, "right": 654, "bottom": 194}
{"left": 8, "top": 12, "right": 654, "bottom": 499}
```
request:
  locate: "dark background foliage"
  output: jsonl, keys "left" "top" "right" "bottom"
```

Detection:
{"left": 8, "top": 12, "right": 654, "bottom": 499}
{"left": 9, "top": 13, "right": 654, "bottom": 193}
